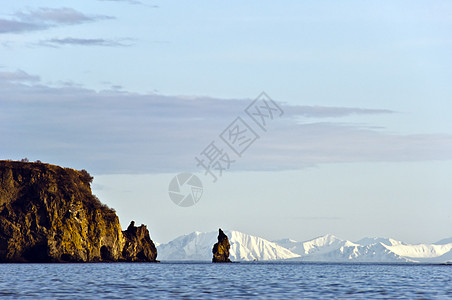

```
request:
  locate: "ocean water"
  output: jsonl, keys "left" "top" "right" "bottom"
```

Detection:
{"left": 0, "top": 262, "right": 450, "bottom": 299}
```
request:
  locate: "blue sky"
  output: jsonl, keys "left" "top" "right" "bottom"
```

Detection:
{"left": 1, "top": 0, "right": 451, "bottom": 244}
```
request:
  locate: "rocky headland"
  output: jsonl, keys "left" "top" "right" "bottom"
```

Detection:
{"left": 0, "top": 160, "right": 157, "bottom": 263}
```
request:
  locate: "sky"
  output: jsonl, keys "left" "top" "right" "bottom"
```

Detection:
{"left": 1, "top": 0, "right": 451, "bottom": 244}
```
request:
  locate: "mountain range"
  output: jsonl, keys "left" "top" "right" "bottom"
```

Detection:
{"left": 157, "top": 230, "right": 299, "bottom": 261}
{"left": 157, "top": 231, "right": 452, "bottom": 263}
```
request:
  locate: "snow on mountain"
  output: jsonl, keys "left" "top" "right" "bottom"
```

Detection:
{"left": 157, "top": 230, "right": 300, "bottom": 261}
{"left": 274, "top": 234, "right": 410, "bottom": 262}
{"left": 383, "top": 242, "right": 452, "bottom": 263}
{"left": 302, "top": 234, "right": 354, "bottom": 256}
{"left": 430, "top": 249, "right": 452, "bottom": 263}
{"left": 275, "top": 234, "right": 355, "bottom": 257}
{"left": 157, "top": 231, "right": 217, "bottom": 261}
{"left": 318, "top": 241, "right": 415, "bottom": 262}
{"left": 228, "top": 231, "right": 300, "bottom": 261}
{"left": 385, "top": 243, "right": 452, "bottom": 258}
{"left": 271, "top": 238, "right": 299, "bottom": 253}
{"left": 351, "top": 237, "right": 452, "bottom": 262}
{"left": 273, "top": 234, "right": 452, "bottom": 263}
{"left": 355, "top": 237, "right": 404, "bottom": 247}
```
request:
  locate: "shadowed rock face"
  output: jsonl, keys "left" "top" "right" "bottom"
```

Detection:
{"left": 122, "top": 221, "right": 157, "bottom": 262}
{"left": 212, "top": 228, "right": 231, "bottom": 263}
{"left": 0, "top": 161, "right": 157, "bottom": 263}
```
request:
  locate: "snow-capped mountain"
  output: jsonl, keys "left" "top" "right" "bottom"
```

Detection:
{"left": 274, "top": 235, "right": 452, "bottom": 263}
{"left": 274, "top": 234, "right": 351, "bottom": 256}
{"left": 157, "top": 231, "right": 452, "bottom": 263}
{"left": 157, "top": 230, "right": 300, "bottom": 261}
{"left": 355, "top": 237, "right": 404, "bottom": 246}
{"left": 274, "top": 234, "right": 409, "bottom": 262}
{"left": 383, "top": 242, "right": 452, "bottom": 263}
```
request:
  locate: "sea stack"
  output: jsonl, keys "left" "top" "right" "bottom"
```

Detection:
{"left": 212, "top": 228, "right": 231, "bottom": 263}
{"left": 0, "top": 160, "right": 158, "bottom": 263}
{"left": 122, "top": 221, "right": 157, "bottom": 262}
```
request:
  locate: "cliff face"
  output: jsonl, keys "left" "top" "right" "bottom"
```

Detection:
{"left": 212, "top": 228, "right": 231, "bottom": 263}
{"left": 0, "top": 161, "right": 157, "bottom": 263}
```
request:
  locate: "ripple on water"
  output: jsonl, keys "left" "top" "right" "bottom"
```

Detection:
{"left": 0, "top": 263, "right": 451, "bottom": 299}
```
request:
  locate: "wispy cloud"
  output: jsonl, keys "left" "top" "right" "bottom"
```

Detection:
{"left": 0, "top": 70, "right": 40, "bottom": 82}
{"left": 1, "top": 70, "right": 451, "bottom": 174}
{"left": 284, "top": 105, "right": 393, "bottom": 118}
{"left": 0, "top": 7, "right": 113, "bottom": 34}
{"left": 0, "top": 19, "right": 44, "bottom": 34}
{"left": 15, "top": 7, "right": 109, "bottom": 24}
{"left": 40, "top": 37, "right": 131, "bottom": 47}
{"left": 291, "top": 216, "right": 342, "bottom": 220}
{"left": 98, "top": 0, "right": 159, "bottom": 7}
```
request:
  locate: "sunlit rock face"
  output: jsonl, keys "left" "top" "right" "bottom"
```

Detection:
{"left": 0, "top": 161, "right": 157, "bottom": 263}
{"left": 212, "top": 228, "right": 231, "bottom": 263}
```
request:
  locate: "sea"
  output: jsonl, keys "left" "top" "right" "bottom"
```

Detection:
{"left": 0, "top": 262, "right": 450, "bottom": 299}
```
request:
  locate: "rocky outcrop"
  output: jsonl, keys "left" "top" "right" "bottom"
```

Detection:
{"left": 0, "top": 160, "right": 157, "bottom": 263}
{"left": 212, "top": 228, "right": 231, "bottom": 263}
{"left": 122, "top": 221, "right": 157, "bottom": 262}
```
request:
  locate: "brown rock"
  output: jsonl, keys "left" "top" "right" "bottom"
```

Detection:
{"left": 0, "top": 160, "right": 158, "bottom": 263}
{"left": 212, "top": 228, "right": 231, "bottom": 263}
{"left": 122, "top": 221, "right": 157, "bottom": 262}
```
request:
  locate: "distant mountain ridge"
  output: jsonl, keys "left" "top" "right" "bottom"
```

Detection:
{"left": 158, "top": 231, "right": 452, "bottom": 263}
{"left": 276, "top": 234, "right": 452, "bottom": 263}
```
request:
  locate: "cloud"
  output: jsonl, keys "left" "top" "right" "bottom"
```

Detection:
{"left": 15, "top": 7, "right": 107, "bottom": 24}
{"left": 0, "top": 19, "right": 45, "bottom": 34}
{"left": 284, "top": 105, "right": 393, "bottom": 118}
{"left": 40, "top": 37, "right": 130, "bottom": 47}
{"left": 0, "top": 7, "right": 113, "bottom": 34}
{"left": 97, "top": 0, "right": 159, "bottom": 7}
{"left": 1, "top": 71, "right": 451, "bottom": 174}
{"left": 98, "top": 0, "right": 143, "bottom": 4}
{"left": 0, "top": 70, "right": 40, "bottom": 82}
{"left": 246, "top": 122, "right": 452, "bottom": 171}
{"left": 291, "top": 216, "right": 342, "bottom": 220}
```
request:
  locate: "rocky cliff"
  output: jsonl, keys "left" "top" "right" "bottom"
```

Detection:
{"left": 212, "top": 228, "right": 231, "bottom": 263}
{"left": 0, "top": 160, "right": 157, "bottom": 263}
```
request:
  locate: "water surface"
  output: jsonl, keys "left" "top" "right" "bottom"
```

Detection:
{"left": 0, "top": 262, "right": 450, "bottom": 299}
